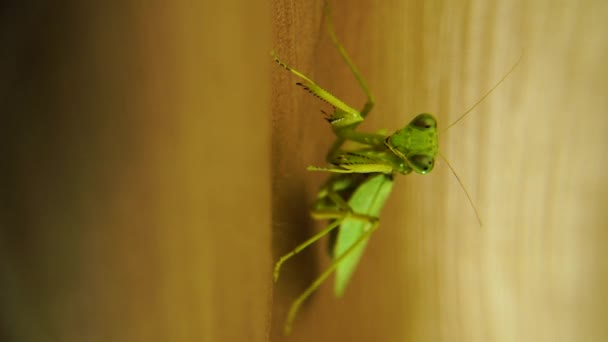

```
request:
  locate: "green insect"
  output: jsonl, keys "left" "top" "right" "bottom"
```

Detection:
{"left": 273, "top": 3, "right": 519, "bottom": 335}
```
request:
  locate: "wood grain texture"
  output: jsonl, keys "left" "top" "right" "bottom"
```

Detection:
{"left": 271, "top": 0, "right": 608, "bottom": 341}
{"left": 0, "top": 1, "right": 271, "bottom": 341}
{"left": 1, "top": 0, "right": 605, "bottom": 341}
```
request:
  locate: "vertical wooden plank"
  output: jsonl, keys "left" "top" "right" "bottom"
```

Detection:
{"left": 270, "top": 0, "right": 607, "bottom": 341}
{"left": 0, "top": 1, "right": 271, "bottom": 341}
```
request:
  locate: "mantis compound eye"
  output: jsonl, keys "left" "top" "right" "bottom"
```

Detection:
{"left": 409, "top": 154, "right": 435, "bottom": 174}
{"left": 411, "top": 113, "right": 437, "bottom": 130}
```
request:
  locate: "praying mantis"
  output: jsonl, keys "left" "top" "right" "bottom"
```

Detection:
{"left": 273, "top": 3, "right": 519, "bottom": 335}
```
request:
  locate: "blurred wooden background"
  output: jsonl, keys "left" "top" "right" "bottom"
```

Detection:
{"left": 0, "top": 1, "right": 271, "bottom": 341}
{"left": 0, "top": 0, "right": 606, "bottom": 341}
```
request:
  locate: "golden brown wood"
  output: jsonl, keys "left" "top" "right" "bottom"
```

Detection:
{"left": 0, "top": 1, "right": 271, "bottom": 341}
{"left": 271, "top": 0, "right": 608, "bottom": 341}
{"left": 1, "top": 0, "right": 605, "bottom": 341}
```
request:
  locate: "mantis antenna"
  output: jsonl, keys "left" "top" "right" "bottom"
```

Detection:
{"left": 440, "top": 54, "right": 522, "bottom": 226}
{"left": 444, "top": 54, "right": 523, "bottom": 131}
{"left": 438, "top": 151, "right": 483, "bottom": 226}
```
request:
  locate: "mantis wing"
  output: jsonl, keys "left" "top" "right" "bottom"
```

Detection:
{"left": 333, "top": 173, "right": 394, "bottom": 297}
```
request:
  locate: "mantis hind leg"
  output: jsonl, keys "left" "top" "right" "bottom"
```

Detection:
{"left": 282, "top": 211, "right": 379, "bottom": 335}
{"left": 274, "top": 185, "right": 379, "bottom": 334}
{"left": 273, "top": 219, "right": 343, "bottom": 282}
{"left": 274, "top": 187, "right": 358, "bottom": 282}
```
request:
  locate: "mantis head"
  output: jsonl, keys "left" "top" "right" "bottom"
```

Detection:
{"left": 385, "top": 113, "right": 439, "bottom": 175}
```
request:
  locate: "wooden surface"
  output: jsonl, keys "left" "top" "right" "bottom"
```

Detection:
{"left": 271, "top": 0, "right": 608, "bottom": 341}
{"left": 0, "top": 0, "right": 606, "bottom": 341}
{"left": 0, "top": 1, "right": 271, "bottom": 341}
